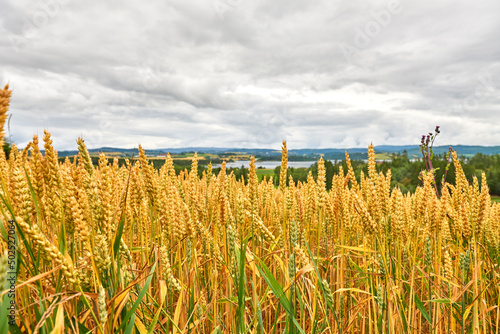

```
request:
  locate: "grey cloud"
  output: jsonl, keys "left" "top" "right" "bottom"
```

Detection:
{"left": 0, "top": 0, "right": 499, "bottom": 150}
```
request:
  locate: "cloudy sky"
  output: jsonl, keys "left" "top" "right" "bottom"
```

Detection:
{"left": 0, "top": 0, "right": 499, "bottom": 150}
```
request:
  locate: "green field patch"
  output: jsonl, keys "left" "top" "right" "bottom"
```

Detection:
{"left": 256, "top": 169, "right": 275, "bottom": 182}
{"left": 375, "top": 152, "right": 391, "bottom": 160}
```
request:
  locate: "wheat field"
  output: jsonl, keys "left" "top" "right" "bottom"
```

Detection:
{"left": 0, "top": 84, "right": 499, "bottom": 333}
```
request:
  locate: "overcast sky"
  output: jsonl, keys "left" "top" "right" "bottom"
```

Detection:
{"left": 0, "top": 0, "right": 499, "bottom": 150}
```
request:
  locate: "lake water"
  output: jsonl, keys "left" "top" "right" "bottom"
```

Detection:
{"left": 211, "top": 158, "right": 393, "bottom": 169}
{"left": 212, "top": 161, "right": 318, "bottom": 169}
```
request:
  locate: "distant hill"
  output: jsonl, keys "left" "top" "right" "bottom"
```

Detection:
{"left": 55, "top": 145, "right": 500, "bottom": 159}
